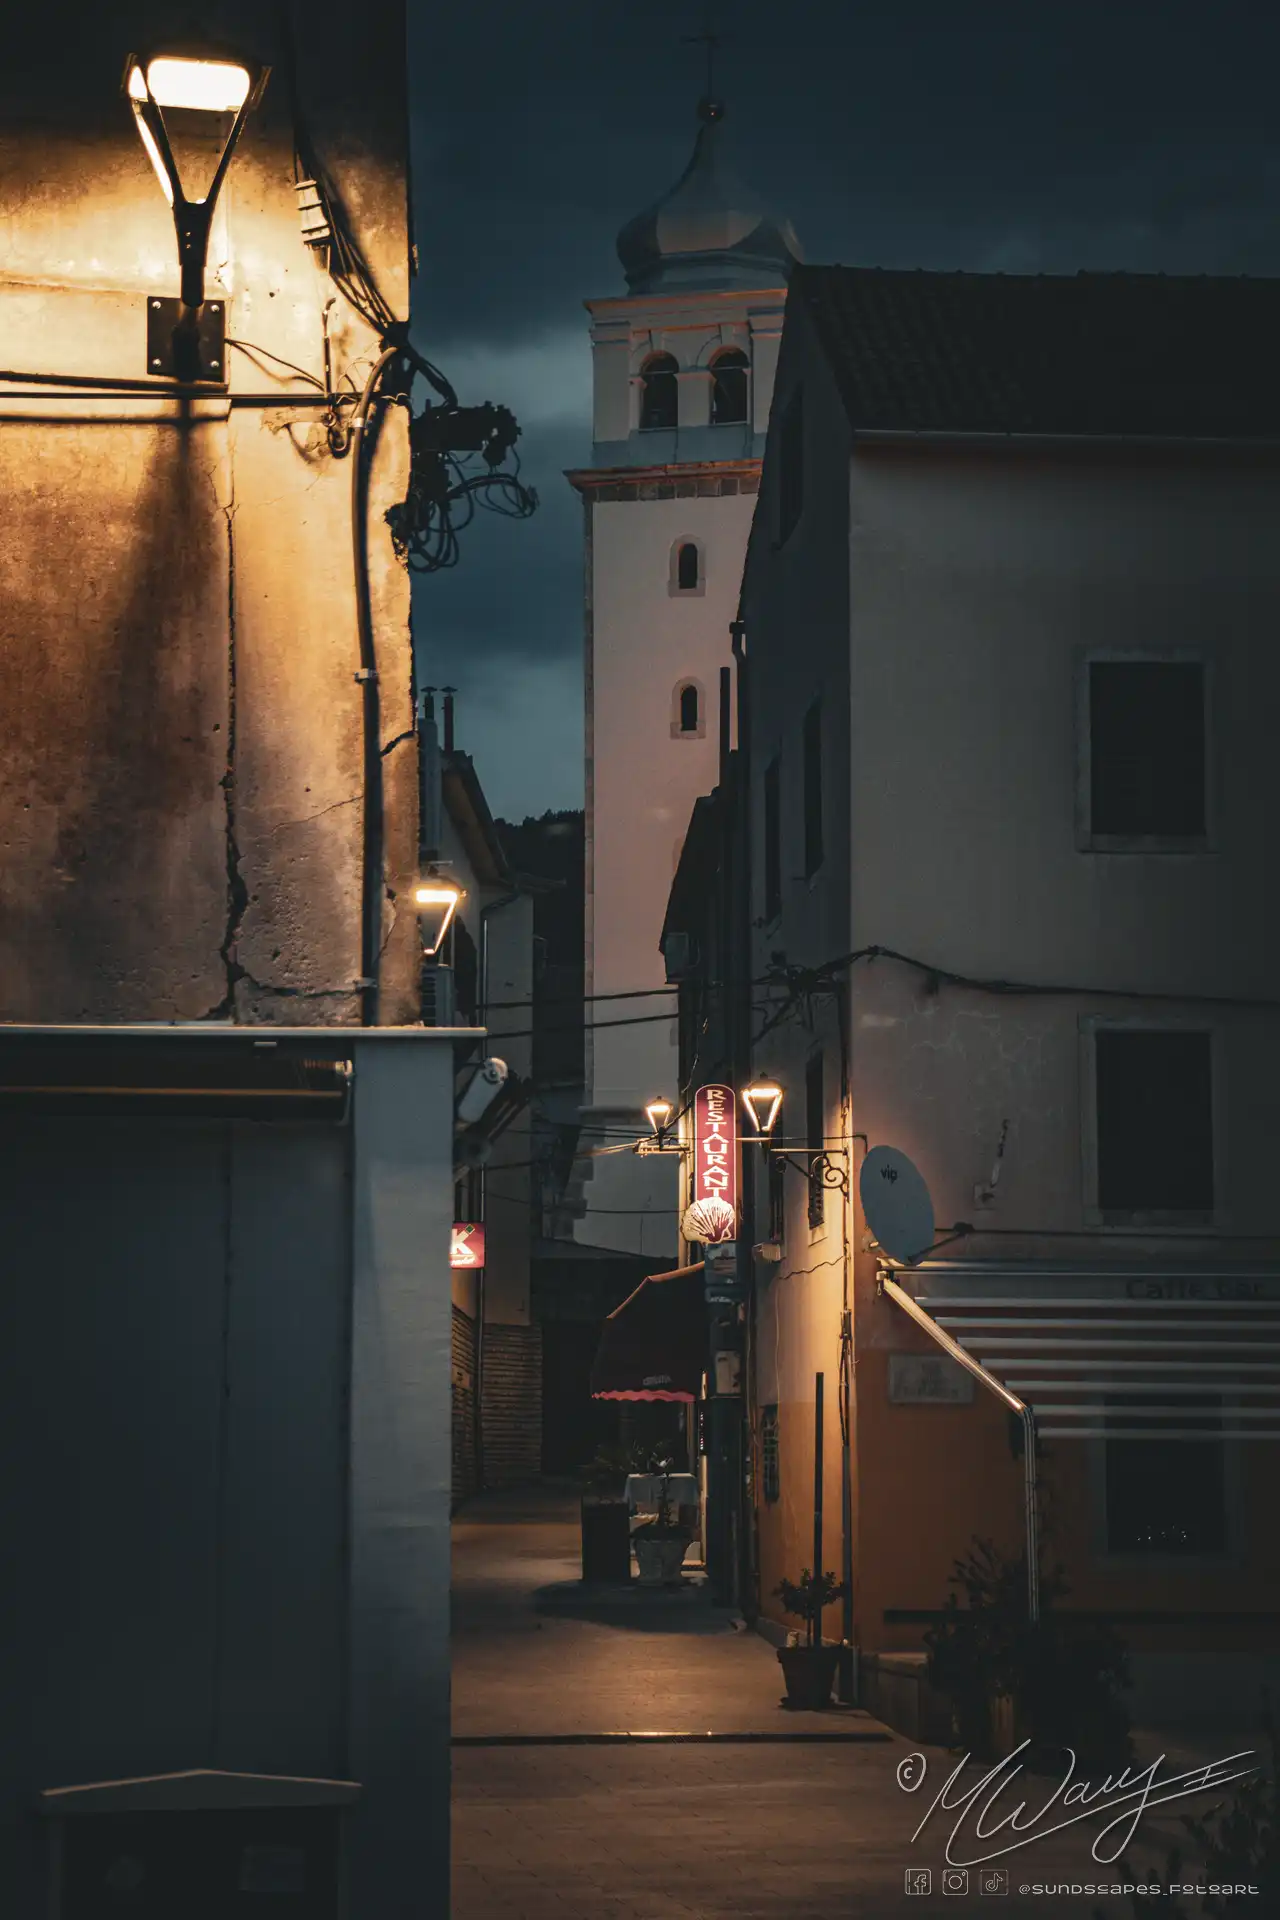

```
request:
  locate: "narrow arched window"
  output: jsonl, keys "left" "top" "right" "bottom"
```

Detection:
{"left": 679, "top": 684, "right": 700, "bottom": 733}
{"left": 677, "top": 542, "right": 699, "bottom": 590}
{"left": 711, "top": 347, "right": 749, "bottom": 426}
{"left": 640, "top": 352, "right": 678, "bottom": 431}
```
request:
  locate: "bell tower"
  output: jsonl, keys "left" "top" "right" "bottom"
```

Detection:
{"left": 566, "top": 96, "right": 801, "bottom": 1257}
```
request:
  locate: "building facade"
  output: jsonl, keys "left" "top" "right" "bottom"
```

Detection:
{"left": 666, "top": 264, "right": 1280, "bottom": 1722}
{"left": 0, "top": 9, "right": 468, "bottom": 1910}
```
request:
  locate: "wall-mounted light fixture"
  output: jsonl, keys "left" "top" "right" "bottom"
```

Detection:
{"left": 124, "top": 45, "right": 269, "bottom": 382}
{"left": 645, "top": 1096, "right": 674, "bottom": 1145}
{"left": 414, "top": 879, "right": 463, "bottom": 956}
{"left": 741, "top": 1081, "right": 783, "bottom": 1136}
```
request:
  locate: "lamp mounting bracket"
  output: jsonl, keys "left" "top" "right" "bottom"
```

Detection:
{"left": 147, "top": 296, "right": 225, "bottom": 384}
{"left": 768, "top": 1147, "right": 850, "bottom": 1196}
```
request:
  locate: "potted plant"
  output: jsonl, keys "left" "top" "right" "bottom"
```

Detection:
{"left": 774, "top": 1569, "right": 848, "bottom": 1709}
{"left": 631, "top": 1450, "right": 693, "bottom": 1587}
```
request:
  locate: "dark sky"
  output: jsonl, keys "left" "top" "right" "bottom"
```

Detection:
{"left": 407, "top": 0, "right": 1280, "bottom": 822}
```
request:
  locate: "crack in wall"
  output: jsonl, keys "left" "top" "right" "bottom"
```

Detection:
{"left": 210, "top": 484, "right": 249, "bottom": 1022}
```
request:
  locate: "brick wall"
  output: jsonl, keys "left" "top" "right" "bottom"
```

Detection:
{"left": 452, "top": 1305, "right": 479, "bottom": 1509}
{"left": 480, "top": 1322, "right": 543, "bottom": 1488}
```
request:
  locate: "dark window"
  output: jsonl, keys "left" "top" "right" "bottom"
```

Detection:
{"left": 711, "top": 348, "right": 749, "bottom": 425}
{"left": 1095, "top": 1027, "right": 1214, "bottom": 1214}
{"left": 806, "top": 1050, "right": 825, "bottom": 1227}
{"left": 1089, "top": 660, "right": 1206, "bottom": 839}
{"left": 762, "top": 756, "right": 781, "bottom": 922}
{"left": 677, "top": 541, "right": 700, "bottom": 590}
{"left": 678, "top": 683, "right": 700, "bottom": 733}
{"left": 767, "top": 1107, "right": 787, "bottom": 1244}
{"left": 802, "top": 700, "right": 824, "bottom": 877}
{"left": 777, "top": 386, "right": 804, "bottom": 542}
{"left": 1105, "top": 1398, "right": 1226, "bottom": 1555}
{"left": 454, "top": 918, "right": 479, "bottom": 1025}
{"left": 640, "top": 353, "right": 678, "bottom": 431}
{"left": 761, "top": 1404, "right": 780, "bottom": 1502}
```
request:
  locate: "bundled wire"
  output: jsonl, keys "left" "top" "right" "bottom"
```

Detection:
{"left": 384, "top": 401, "right": 539, "bottom": 574}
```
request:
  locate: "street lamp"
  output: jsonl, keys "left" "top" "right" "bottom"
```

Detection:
{"left": 645, "top": 1097, "right": 674, "bottom": 1145}
{"left": 414, "top": 879, "right": 463, "bottom": 956}
{"left": 124, "top": 45, "right": 269, "bottom": 382}
{"left": 742, "top": 1081, "right": 783, "bottom": 1136}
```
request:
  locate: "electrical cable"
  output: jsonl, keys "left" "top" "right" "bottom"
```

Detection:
{"left": 226, "top": 337, "right": 325, "bottom": 389}
{"left": 751, "top": 942, "right": 1280, "bottom": 1049}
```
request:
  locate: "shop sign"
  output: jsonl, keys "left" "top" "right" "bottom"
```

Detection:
{"left": 682, "top": 1083, "right": 737, "bottom": 1243}
{"left": 450, "top": 1222, "right": 485, "bottom": 1268}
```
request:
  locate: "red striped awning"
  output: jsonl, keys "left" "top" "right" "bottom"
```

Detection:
{"left": 590, "top": 1262, "right": 705, "bottom": 1404}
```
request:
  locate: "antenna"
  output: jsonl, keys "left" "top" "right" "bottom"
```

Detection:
{"left": 858, "top": 1145, "right": 936, "bottom": 1266}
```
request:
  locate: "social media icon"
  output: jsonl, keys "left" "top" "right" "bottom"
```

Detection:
{"left": 942, "top": 1867, "right": 970, "bottom": 1895}
{"left": 979, "top": 1867, "right": 1009, "bottom": 1895}
{"left": 905, "top": 1868, "right": 932, "bottom": 1896}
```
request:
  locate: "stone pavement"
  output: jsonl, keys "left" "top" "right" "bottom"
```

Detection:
{"left": 451, "top": 1485, "right": 1243, "bottom": 1919}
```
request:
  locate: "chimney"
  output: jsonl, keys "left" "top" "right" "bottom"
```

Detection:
{"left": 442, "top": 687, "right": 456, "bottom": 754}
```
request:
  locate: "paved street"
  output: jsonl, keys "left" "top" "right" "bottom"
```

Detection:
{"left": 451, "top": 1486, "right": 1225, "bottom": 1919}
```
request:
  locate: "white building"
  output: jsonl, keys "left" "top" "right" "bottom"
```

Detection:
{"left": 724, "top": 263, "right": 1280, "bottom": 1719}
{"left": 566, "top": 96, "right": 800, "bottom": 1257}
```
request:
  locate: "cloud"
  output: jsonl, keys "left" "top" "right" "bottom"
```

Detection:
{"left": 445, "top": 656, "right": 584, "bottom": 822}
{"left": 426, "top": 326, "right": 592, "bottom": 433}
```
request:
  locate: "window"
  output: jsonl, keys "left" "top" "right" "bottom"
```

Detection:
{"left": 1087, "top": 658, "right": 1207, "bottom": 842}
{"left": 761, "top": 1405, "right": 780, "bottom": 1502}
{"left": 1094, "top": 1027, "right": 1214, "bottom": 1217}
{"left": 671, "top": 680, "right": 705, "bottom": 739}
{"left": 1104, "top": 1398, "right": 1227, "bottom": 1555}
{"left": 677, "top": 542, "right": 699, "bottom": 590}
{"left": 710, "top": 347, "right": 749, "bottom": 426}
{"left": 767, "top": 1106, "right": 787, "bottom": 1245}
{"left": 777, "top": 386, "right": 804, "bottom": 542}
{"left": 802, "top": 699, "right": 824, "bottom": 877}
{"left": 639, "top": 352, "right": 678, "bottom": 431}
{"left": 762, "top": 756, "right": 781, "bottom": 922}
{"left": 806, "top": 1050, "right": 825, "bottom": 1228}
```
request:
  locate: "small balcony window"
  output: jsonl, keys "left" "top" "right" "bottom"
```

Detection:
{"left": 639, "top": 353, "right": 678, "bottom": 431}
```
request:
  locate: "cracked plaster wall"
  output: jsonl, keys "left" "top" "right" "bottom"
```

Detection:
{"left": 0, "top": 1, "right": 417, "bottom": 1024}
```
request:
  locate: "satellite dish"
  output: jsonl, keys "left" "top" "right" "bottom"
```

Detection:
{"left": 859, "top": 1146, "right": 935, "bottom": 1265}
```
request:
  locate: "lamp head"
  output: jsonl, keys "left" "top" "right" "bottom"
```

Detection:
{"left": 645, "top": 1097, "right": 674, "bottom": 1137}
{"left": 414, "top": 880, "right": 463, "bottom": 955}
{"left": 742, "top": 1082, "right": 783, "bottom": 1136}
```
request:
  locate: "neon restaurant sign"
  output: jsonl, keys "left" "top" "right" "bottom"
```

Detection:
{"left": 682, "top": 1083, "right": 738, "bottom": 1244}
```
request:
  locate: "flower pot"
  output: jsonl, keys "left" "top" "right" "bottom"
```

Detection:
{"left": 633, "top": 1531, "right": 691, "bottom": 1586}
{"left": 777, "top": 1643, "right": 841, "bottom": 1711}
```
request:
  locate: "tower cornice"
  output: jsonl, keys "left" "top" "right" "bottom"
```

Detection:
{"left": 565, "top": 459, "right": 762, "bottom": 498}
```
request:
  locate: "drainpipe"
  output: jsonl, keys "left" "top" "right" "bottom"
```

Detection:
{"left": 474, "top": 882, "right": 523, "bottom": 1493}
{"left": 729, "top": 617, "right": 755, "bottom": 1619}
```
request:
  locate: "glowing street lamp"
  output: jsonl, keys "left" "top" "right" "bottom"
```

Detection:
{"left": 414, "top": 879, "right": 462, "bottom": 956}
{"left": 124, "top": 46, "right": 269, "bottom": 380}
{"left": 645, "top": 1097, "right": 674, "bottom": 1144}
{"left": 742, "top": 1081, "right": 783, "bottom": 1136}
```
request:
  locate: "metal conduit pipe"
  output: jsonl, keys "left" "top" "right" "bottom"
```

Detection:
{"left": 350, "top": 345, "right": 400, "bottom": 1027}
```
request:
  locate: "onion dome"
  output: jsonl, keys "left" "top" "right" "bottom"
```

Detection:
{"left": 616, "top": 98, "right": 802, "bottom": 295}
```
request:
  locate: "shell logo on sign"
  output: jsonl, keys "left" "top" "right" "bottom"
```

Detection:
{"left": 450, "top": 1223, "right": 485, "bottom": 1268}
{"left": 681, "top": 1083, "right": 738, "bottom": 1243}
